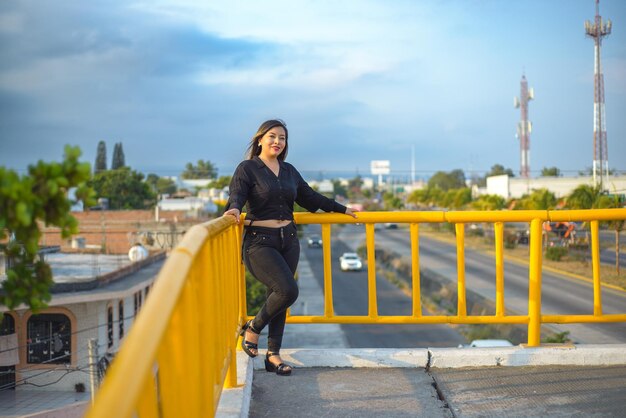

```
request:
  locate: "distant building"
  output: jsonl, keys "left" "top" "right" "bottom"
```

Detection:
{"left": 157, "top": 196, "right": 217, "bottom": 213}
{"left": 479, "top": 174, "right": 626, "bottom": 200}
{"left": 0, "top": 248, "right": 164, "bottom": 412}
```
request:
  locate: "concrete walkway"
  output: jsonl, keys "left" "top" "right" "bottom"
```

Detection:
{"left": 217, "top": 238, "right": 626, "bottom": 417}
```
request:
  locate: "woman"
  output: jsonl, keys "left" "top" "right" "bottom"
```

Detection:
{"left": 223, "top": 119, "right": 357, "bottom": 376}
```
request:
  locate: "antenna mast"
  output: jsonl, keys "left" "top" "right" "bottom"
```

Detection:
{"left": 585, "top": 0, "right": 612, "bottom": 188}
{"left": 514, "top": 74, "right": 533, "bottom": 178}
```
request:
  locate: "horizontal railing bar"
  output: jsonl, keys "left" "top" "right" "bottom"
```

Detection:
{"left": 294, "top": 208, "right": 626, "bottom": 225}
{"left": 542, "top": 314, "right": 626, "bottom": 323}
{"left": 284, "top": 315, "right": 530, "bottom": 324}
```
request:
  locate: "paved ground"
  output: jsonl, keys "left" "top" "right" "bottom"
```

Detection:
{"left": 233, "top": 238, "right": 626, "bottom": 418}
{"left": 248, "top": 363, "right": 626, "bottom": 418}
{"left": 434, "top": 365, "right": 626, "bottom": 417}
{"left": 251, "top": 368, "right": 450, "bottom": 418}
{"left": 0, "top": 390, "right": 89, "bottom": 418}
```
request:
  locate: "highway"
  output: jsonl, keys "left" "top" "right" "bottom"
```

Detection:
{"left": 302, "top": 226, "right": 466, "bottom": 348}
{"left": 302, "top": 224, "right": 626, "bottom": 345}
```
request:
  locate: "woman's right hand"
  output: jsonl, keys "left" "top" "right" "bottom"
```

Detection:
{"left": 223, "top": 208, "right": 241, "bottom": 224}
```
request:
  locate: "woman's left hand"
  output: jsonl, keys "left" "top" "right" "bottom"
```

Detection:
{"left": 344, "top": 208, "right": 358, "bottom": 218}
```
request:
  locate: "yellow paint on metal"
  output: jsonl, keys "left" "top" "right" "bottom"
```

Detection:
{"left": 410, "top": 223, "right": 422, "bottom": 317}
{"left": 322, "top": 223, "right": 334, "bottom": 318}
{"left": 591, "top": 220, "right": 603, "bottom": 316}
{"left": 366, "top": 223, "right": 378, "bottom": 318}
{"left": 86, "top": 216, "right": 242, "bottom": 418}
{"left": 494, "top": 222, "right": 505, "bottom": 317}
{"left": 527, "top": 218, "right": 544, "bottom": 347}
{"left": 455, "top": 223, "right": 467, "bottom": 317}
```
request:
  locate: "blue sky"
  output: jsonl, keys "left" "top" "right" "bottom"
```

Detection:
{"left": 1, "top": 0, "right": 625, "bottom": 181}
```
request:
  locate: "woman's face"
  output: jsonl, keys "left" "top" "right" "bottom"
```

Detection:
{"left": 259, "top": 126, "right": 286, "bottom": 159}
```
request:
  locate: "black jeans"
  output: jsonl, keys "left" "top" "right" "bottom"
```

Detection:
{"left": 243, "top": 222, "right": 300, "bottom": 353}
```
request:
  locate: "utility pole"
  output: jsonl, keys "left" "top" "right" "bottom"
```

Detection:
{"left": 88, "top": 338, "right": 98, "bottom": 404}
{"left": 585, "top": 0, "right": 611, "bottom": 189}
{"left": 514, "top": 74, "right": 533, "bottom": 179}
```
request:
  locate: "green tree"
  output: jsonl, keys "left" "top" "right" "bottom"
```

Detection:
{"left": 428, "top": 169, "right": 466, "bottom": 191}
{"left": 515, "top": 188, "right": 557, "bottom": 210}
{"left": 452, "top": 188, "right": 472, "bottom": 209}
{"left": 147, "top": 173, "right": 178, "bottom": 196}
{"left": 145, "top": 173, "right": 159, "bottom": 192}
{"left": 596, "top": 194, "right": 625, "bottom": 274}
{"left": 382, "top": 192, "right": 404, "bottom": 210}
{"left": 566, "top": 185, "right": 602, "bottom": 209}
{"left": 347, "top": 175, "right": 364, "bottom": 200}
{"left": 156, "top": 178, "right": 177, "bottom": 195}
{"left": 332, "top": 180, "right": 348, "bottom": 198}
{"left": 0, "top": 146, "right": 95, "bottom": 310}
{"left": 89, "top": 167, "right": 155, "bottom": 209}
{"left": 567, "top": 185, "right": 624, "bottom": 273}
{"left": 95, "top": 141, "right": 107, "bottom": 173}
{"left": 111, "top": 142, "right": 126, "bottom": 169}
{"left": 486, "top": 164, "right": 515, "bottom": 178}
{"left": 477, "top": 164, "right": 515, "bottom": 187}
{"left": 471, "top": 194, "right": 506, "bottom": 211}
{"left": 182, "top": 160, "right": 217, "bottom": 179}
{"left": 208, "top": 175, "right": 232, "bottom": 190}
{"left": 540, "top": 167, "right": 561, "bottom": 177}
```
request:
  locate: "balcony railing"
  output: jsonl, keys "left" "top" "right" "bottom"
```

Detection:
{"left": 86, "top": 209, "right": 626, "bottom": 418}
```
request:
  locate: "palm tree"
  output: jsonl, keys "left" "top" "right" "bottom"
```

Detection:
{"left": 567, "top": 184, "right": 623, "bottom": 274}
{"left": 597, "top": 195, "right": 625, "bottom": 274}
{"left": 565, "top": 184, "right": 602, "bottom": 210}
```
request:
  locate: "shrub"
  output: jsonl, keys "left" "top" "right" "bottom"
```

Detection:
{"left": 546, "top": 246, "right": 568, "bottom": 261}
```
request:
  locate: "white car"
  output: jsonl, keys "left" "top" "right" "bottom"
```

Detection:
{"left": 339, "top": 252, "right": 363, "bottom": 271}
{"left": 458, "top": 339, "right": 514, "bottom": 348}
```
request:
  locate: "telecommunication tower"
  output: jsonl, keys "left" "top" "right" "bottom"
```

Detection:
{"left": 514, "top": 74, "right": 534, "bottom": 178}
{"left": 585, "top": 0, "right": 612, "bottom": 188}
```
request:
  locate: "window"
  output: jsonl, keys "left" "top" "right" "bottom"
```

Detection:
{"left": 107, "top": 305, "right": 114, "bottom": 349}
{"left": 134, "top": 291, "right": 142, "bottom": 317}
{"left": 27, "top": 314, "right": 71, "bottom": 364}
{"left": 118, "top": 300, "right": 124, "bottom": 340}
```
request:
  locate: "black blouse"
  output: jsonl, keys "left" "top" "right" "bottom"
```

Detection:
{"left": 226, "top": 156, "right": 347, "bottom": 221}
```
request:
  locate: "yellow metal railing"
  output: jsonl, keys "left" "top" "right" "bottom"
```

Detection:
{"left": 290, "top": 209, "right": 626, "bottom": 347}
{"left": 86, "top": 216, "right": 244, "bottom": 418}
{"left": 86, "top": 208, "right": 626, "bottom": 417}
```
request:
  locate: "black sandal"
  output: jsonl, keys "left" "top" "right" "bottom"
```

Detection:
{"left": 265, "top": 352, "right": 292, "bottom": 376}
{"left": 240, "top": 320, "right": 260, "bottom": 358}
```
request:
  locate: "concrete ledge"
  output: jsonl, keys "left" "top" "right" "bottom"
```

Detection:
{"left": 216, "top": 351, "right": 253, "bottom": 418}
{"left": 216, "top": 345, "right": 626, "bottom": 418}
{"left": 252, "top": 348, "right": 430, "bottom": 369}
{"left": 429, "top": 344, "right": 626, "bottom": 368}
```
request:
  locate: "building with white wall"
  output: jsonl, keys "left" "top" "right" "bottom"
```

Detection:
{"left": 483, "top": 174, "right": 626, "bottom": 200}
{"left": 0, "top": 250, "right": 164, "bottom": 401}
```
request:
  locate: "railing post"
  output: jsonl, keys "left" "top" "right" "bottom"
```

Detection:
{"left": 590, "top": 220, "right": 603, "bottom": 316}
{"left": 455, "top": 223, "right": 466, "bottom": 317}
{"left": 494, "top": 222, "right": 505, "bottom": 317}
{"left": 365, "top": 223, "right": 378, "bottom": 318}
{"left": 410, "top": 223, "right": 422, "bottom": 317}
{"left": 321, "top": 224, "right": 334, "bottom": 318}
{"left": 527, "top": 218, "right": 544, "bottom": 346}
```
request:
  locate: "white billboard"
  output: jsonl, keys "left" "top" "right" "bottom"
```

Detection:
{"left": 370, "top": 160, "right": 390, "bottom": 175}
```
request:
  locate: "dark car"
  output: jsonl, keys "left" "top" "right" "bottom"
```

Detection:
{"left": 307, "top": 235, "right": 322, "bottom": 248}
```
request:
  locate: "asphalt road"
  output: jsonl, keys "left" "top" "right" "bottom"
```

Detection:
{"left": 371, "top": 226, "right": 626, "bottom": 344}
{"left": 302, "top": 225, "right": 466, "bottom": 348}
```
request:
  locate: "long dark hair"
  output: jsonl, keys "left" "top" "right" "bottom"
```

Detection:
{"left": 246, "top": 119, "right": 289, "bottom": 161}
